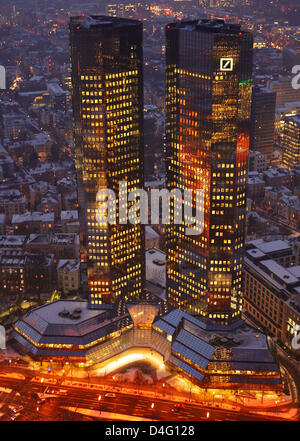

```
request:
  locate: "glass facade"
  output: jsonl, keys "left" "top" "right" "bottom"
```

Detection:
{"left": 70, "top": 16, "right": 145, "bottom": 308}
{"left": 166, "top": 19, "right": 253, "bottom": 324}
{"left": 282, "top": 114, "right": 300, "bottom": 170}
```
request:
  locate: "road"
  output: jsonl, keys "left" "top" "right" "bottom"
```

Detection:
{"left": 0, "top": 366, "right": 296, "bottom": 421}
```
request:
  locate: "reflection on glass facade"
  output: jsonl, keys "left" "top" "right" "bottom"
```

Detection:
{"left": 70, "top": 16, "right": 145, "bottom": 308}
{"left": 166, "top": 19, "right": 253, "bottom": 324}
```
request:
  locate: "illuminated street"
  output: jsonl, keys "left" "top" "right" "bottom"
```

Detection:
{"left": 0, "top": 360, "right": 298, "bottom": 421}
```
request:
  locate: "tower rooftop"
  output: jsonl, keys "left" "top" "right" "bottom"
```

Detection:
{"left": 167, "top": 19, "right": 245, "bottom": 34}
{"left": 70, "top": 15, "right": 141, "bottom": 29}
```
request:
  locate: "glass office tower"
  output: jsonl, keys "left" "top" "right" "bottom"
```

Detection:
{"left": 70, "top": 16, "right": 145, "bottom": 308}
{"left": 166, "top": 19, "right": 253, "bottom": 324}
{"left": 282, "top": 114, "right": 300, "bottom": 170}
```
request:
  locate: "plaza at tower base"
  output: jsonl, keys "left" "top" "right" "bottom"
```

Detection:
{"left": 12, "top": 300, "right": 282, "bottom": 392}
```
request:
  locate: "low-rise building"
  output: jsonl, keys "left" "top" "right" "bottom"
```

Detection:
{"left": 50, "top": 234, "right": 80, "bottom": 260}
{"left": 244, "top": 242, "right": 300, "bottom": 355}
{"left": 0, "top": 189, "right": 27, "bottom": 222}
{"left": 61, "top": 210, "right": 79, "bottom": 233}
{"left": 146, "top": 248, "right": 166, "bottom": 300}
{"left": 25, "top": 233, "right": 80, "bottom": 260}
{"left": 247, "top": 238, "right": 297, "bottom": 267}
{"left": 145, "top": 226, "right": 160, "bottom": 250}
{"left": 0, "top": 250, "right": 25, "bottom": 295}
{"left": 264, "top": 185, "right": 292, "bottom": 211}
{"left": 24, "top": 253, "right": 55, "bottom": 295}
{"left": 12, "top": 300, "right": 282, "bottom": 391}
{"left": 0, "top": 235, "right": 27, "bottom": 252}
{"left": 12, "top": 212, "right": 54, "bottom": 234}
{"left": 263, "top": 168, "right": 293, "bottom": 188}
{"left": 246, "top": 174, "right": 265, "bottom": 199}
{"left": 0, "top": 214, "right": 6, "bottom": 235}
{"left": 57, "top": 259, "right": 80, "bottom": 294}
{"left": 277, "top": 195, "right": 300, "bottom": 225}
{"left": 248, "top": 150, "right": 268, "bottom": 173}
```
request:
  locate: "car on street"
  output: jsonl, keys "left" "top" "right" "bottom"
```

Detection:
{"left": 11, "top": 405, "right": 24, "bottom": 414}
{"left": 104, "top": 393, "right": 116, "bottom": 398}
{"left": 11, "top": 413, "right": 21, "bottom": 421}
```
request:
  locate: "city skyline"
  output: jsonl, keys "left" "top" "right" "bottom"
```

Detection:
{"left": 0, "top": 1, "right": 299, "bottom": 424}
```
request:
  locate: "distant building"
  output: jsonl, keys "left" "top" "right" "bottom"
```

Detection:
{"left": 1, "top": 102, "right": 27, "bottom": 141}
{"left": 268, "top": 75, "right": 300, "bottom": 108}
{"left": 0, "top": 189, "right": 27, "bottom": 222}
{"left": 50, "top": 234, "right": 80, "bottom": 260}
{"left": 277, "top": 195, "right": 300, "bottom": 225}
{"left": 246, "top": 173, "right": 265, "bottom": 199}
{"left": 24, "top": 253, "right": 55, "bottom": 295}
{"left": 282, "top": 114, "right": 300, "bottom": 170}
{"left": 28, "top": 162, "right": 66, "bottom": 185}
{"left": 0, "top": 214, "right": 5, "bottom": 235}
{"left": 264, "top": 185, "right": 292, "bottom": 212}
{"left": 244, "top": 243, "right": 300, "bottom": 355}
{"left": 61, "top": 210, "right": 79, "bottom": 234}
{"left": 0, "top": 235, "right": 27, "bottom": 252}
{"left": 248, "top": 150, "right": 267, "bottom": 172}
{"left": 145, "top": 248, "right": 166, "bottom": 300}
{"left": 263, "top": 168, "right": 292, "bottom": 187}
{"left": 250, "top": 85, "right": 276, "bottom": 161}
{"left": 246, "top": 238, "right": 297, "bottom": 267}
{"left": 0, "top": 250, "right": 25, "bottom": 295}
{"left": 145, "top": 226, "right": 160, "bottom": 250}
{"left": 57, "top": 259, "right": 80, "bottom": 294}
{"left": 25, "top": 233, "right": 80, "bottom": 260}
{"left": 47, "top": 81, "right": 70, "bottom": 111}
{"left": 283, "top": 47, "right": 300, "bottom": 71}
{"left": 12, "top": 212, "right": 54, "bottom": 234}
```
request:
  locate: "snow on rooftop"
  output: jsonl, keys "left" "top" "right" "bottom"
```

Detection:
{"left": 145, "top": 226, "right": 160, "bottom": 240}
{"left": 247, "top": 248, "right": 266, "bottom": 259}
{"left": 0, "top": 235, "right": 26, "bottom": 245}
{"left": 61, "top": 210, "right": 78, "bottom": 221}
{"left": 255, "top": 240, "right": 290, "bottom": 254}
{"left": 286, "top": 265, "right": 300, "bottom": 279}
{"left": 146, "top": 248, "right": 166, "bottom": 288}
{"left": 144, "top": 178, "right": 165, "bottom": 188}
{"left": 12, "top": 212, "right": 54, "bottom": 223}
{"left": 29, "top": 300, "right": 101, "bottom": 326}
{"left": 261, "top": 259, "right": 298, "bottom": 285}
{"left": 47, "top": 82, "right": 65, "bottom": 95}
{"left": 57, "top": 259, "right": 80, "bottom": 272}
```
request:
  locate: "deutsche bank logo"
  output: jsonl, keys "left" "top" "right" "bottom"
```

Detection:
{"left": 0, "top": 325, "right": 6, "bottom": 350}
{"left": 220, "top": 58, "right": 233, "bottom": 71}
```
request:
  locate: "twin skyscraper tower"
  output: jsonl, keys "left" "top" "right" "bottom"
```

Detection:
{"left": 70, "top": 16, "right": 253, "bottom": 326}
